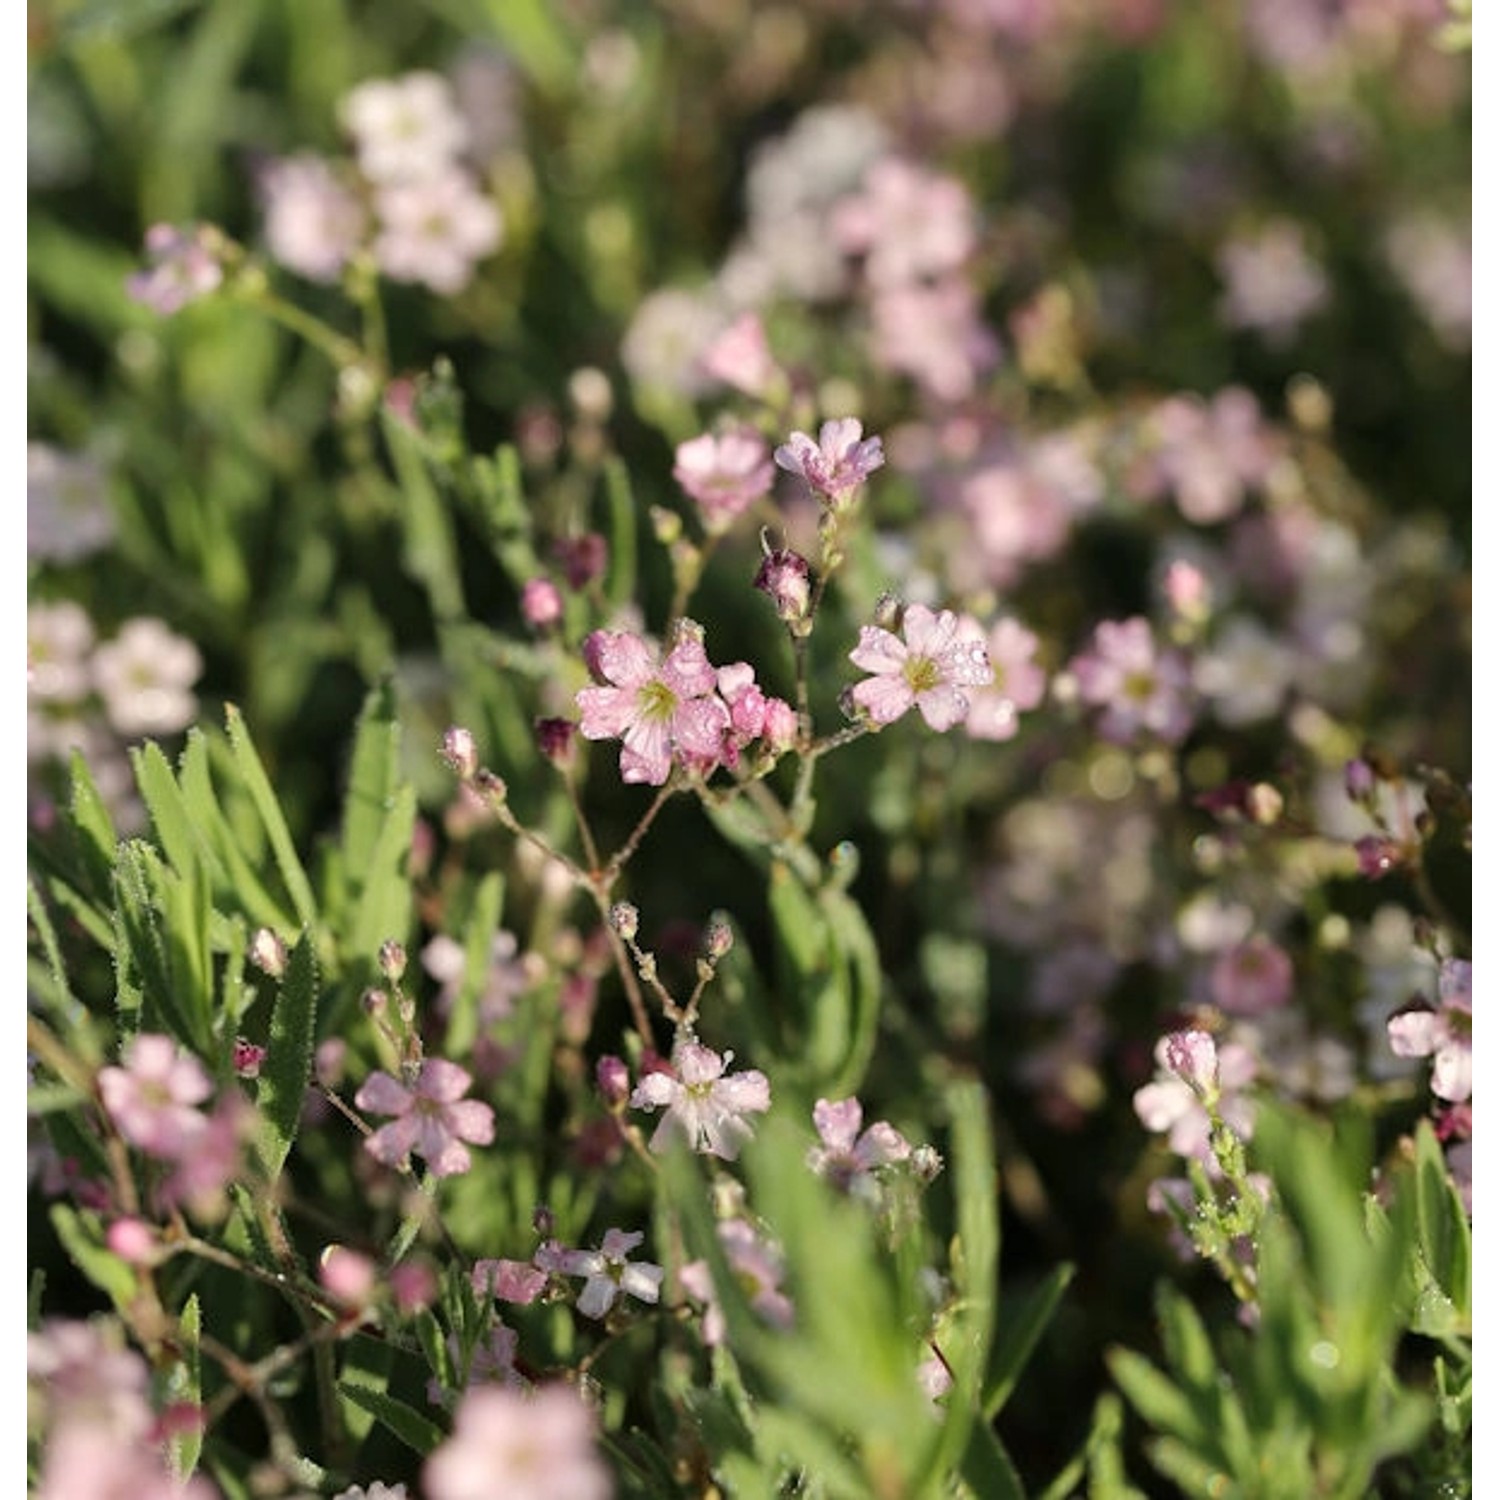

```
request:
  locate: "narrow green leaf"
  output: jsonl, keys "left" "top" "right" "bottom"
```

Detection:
{"left": 959, "top": 1417, "right": 1027, "bottom": 1500}
{"left": 340, "top": 679, "right": 402, "bottom": 895}
{"left": 27, "top": 877, "right": 79, "bottom": 1023}
{"left": 337, "top": 1382, "right": 444, "bottom": 1456}
{"left": 337, "top": 1336, "right": 396, "bottom": 1445}
{"left": 165, "top": 1295, "right": 203, "bottom": 1480}
{"left": 1155, "top": 1286, "right": 1218, "bottom": 1395}
{"left": 1413, "top": 1119, "right": 1472, "bottom": 1322}
{"left": 477, "top": 0, "right": 576, "bottom": 93}
{"left": 1106, "top": 1345, "right": 1206, "bottom": 1444}
{"left": 350, "top": 784, "right": 416, "bottom": 965}
{"left": 255, "top": 934, "right": 319, "bottom": 1180}
{"left": 66, "top": 749, "right": 119, "bottom": 901}
{"left": 985, "top": 1263, "right": 1076, "bottom": 1418}
{"left": 382, "top": 412, "right": 466, "bottom": 623}
{"left": 820, "top": 885, "right": 883, "bottom": 1103}
{"left": 131, "top": 742, "right": 205, "bottom": 883}
{"left": 223, "top": 705, "right": 319, "bottom": 933}
{"left": 114, "top": 841, "right": 193, "bottom": 1042}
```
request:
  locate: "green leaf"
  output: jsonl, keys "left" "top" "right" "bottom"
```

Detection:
{"left": 1106, "top": 1344, "right": 1206, "bottom": 1446}
{"left": 337, "top": 1382, "right": 444, "bottom": 1457}
{"left": 337, "top": 1336, "right": 397, "bottom": 1446}
{"left": 382, "top": 412, "right": 466, "bottom": 623}
{"left": 1412, "top": 1119, "right": 1472, "bottom": 1324}
{"left": 113, "top": 840, "right": 194, "bottom": 1042}
{"left": 27, "top": 877, "right": 78, "bottom": 1024}
{"left": 350, "top": 784, "right": 416, "bottom": 966}
{"left": 223, "top": 705, "right": 319, "bottom": 934}
{"left": 50, "top": 1205, "right": 136, "bottom": 1316}
{"left": 165, "top": 1295, "right": 203, "bottom": 1480}
{"left": 340, "top": 679, "right": 402, "bottom": 895}
{"left": 65, "top": 749, "right": 119, "bottom": 902}
{"left": 131, "top": 741, "right": 205, "bottom": 885}
{"left": 984, "top": 1264, "right": 1076, "bottom": 1418}
{"left": 958, "top": 1417, "right": 1027, "bottom": 1500}
{"left": 255, "top": 934, "right": 319, "bottom": 1180}
{"left": 601, "top": 455, "right": 638, "bottom": 613}
{"left": 476, "top": 0, "right": 577, "bottom": 94}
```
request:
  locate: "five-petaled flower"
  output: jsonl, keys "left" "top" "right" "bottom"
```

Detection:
{"left": 575, "top": 625, "right": 729, "bottom": 785}
{"left": 556, "top": 1228, "right": 665, "bottom": 1319}
{"left": 630, "top": 1041, "right": 771, "bottom": 1160}
{"left": 1388, "top": 957, "right": 1471, "bottom": 1103}
{"left": 97, "top": 1034, "right": 214, "bottom": 1159}
{"left": 848, "top": 604, "right": 993, "bottom": 731}
{"left": 774, "top": 418, "right": 885, "bottom": 508}
{"left": 806, "top": 1096, "right": 912, "bottom": 1194}
{"left": 354, "top": 1059, "right": 495, "bottom": 1178}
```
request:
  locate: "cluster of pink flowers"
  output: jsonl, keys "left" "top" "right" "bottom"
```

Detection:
{"left": 125, "top": 223, "right": 225, "bottom": 315}
{"left": 97, "top": 1034, "right": 249, "bottom": 1215}
{"left": 576, "top": 624, "right": 795, "bottom": 787}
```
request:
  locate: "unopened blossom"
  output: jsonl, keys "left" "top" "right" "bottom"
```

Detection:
{"left": 258, "top": 153, "right": 367, "bottom": 283}
{"left": 1211, "top": 936, "right": 1294, "bottom": 1016}
{"left": 807, "top": 1096, "right": 912, "bottom": 1194}
{"left": 957, "top": 615, "right": 1047, "bottom": 742}
{"left": 557, "top": 1228, "right": 664, "bottom": 1319}
{"left": 423, "top": 1383, "right": 612, "bottom": 1500}
{"left": 753, "top": 545, "right": 813, "bottom": 626}
{"left": 1133, "top": 1032, "right": 1257, "bottom": 1166}
{"left": 774, "top": 418, "right": 885, "bottom": 508}
{"left": 672, "top": 430, "right": 775, "bottom": 532}
{"left": 832, "top": 157, "right": 976, "bottom": 288}
{"left": 340, "top": 71, "right": 469, "bottom": 184}
{"left": 126, "top": 223, "right": 223, "bottom": 315}
{"left": 849, "top": 603, "right": 993, "bottom": 732}
{"left": 679, "top": 1219, "right": 793, "bottom": 1346}
{"left": 521, "top": 578, "right": 564, "bottom": 627}
{"left": 1216, "top": 220, "right": 1329, "bottom": 343}
{"left": 630, "top": 1041, "right": 771, "bottom": 1160}
{"left": 97, "top": 1034, "right": 212, "bottom": 1159}
{"left": 575, "top": 626, "right": 729, "bottom": 786}
{"left": 28, "top": 445, "right": 116, "bottom": 563}
{"left": 91, "top": 617, "right": 203, "bottom": 738}
{"left": 354, "top": 1058, "right": 495, "bottom": 1177}
{"left": 372, "top": 170, "right": 502, "bottom": 295}
{"left": 715, "top": 662, "right": 796, "bottom": 764}
{"left": 1069, "top": 616, "right": 1195, "bottom": 745}
{"left": 1388, "top": 958, "right": 1472, "bottom": 1102}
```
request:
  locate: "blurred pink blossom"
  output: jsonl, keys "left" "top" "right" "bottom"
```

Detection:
{"left": 258, "top": 153, "right": 367, "bottom": 283}
{"left": 126, "top": 224, "right": 223, "bottom": 315}
{"left": 673, "top": 430, "right": 775, "bottom": 532}
{"left": 97, "top": 1034, "right": 212, "bottom": 1159}
{"left": 373, "top": 170, "right": 502, "bottom": 294}
{"left": 1069, "top": 616, "right": 1195, "bottom": 744}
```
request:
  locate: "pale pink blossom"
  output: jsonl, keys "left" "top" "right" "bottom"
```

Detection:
{"left": 869, "top": 278, "right": 1001, "bottom": 402}
{"left": 774, "top": 418, "right": 885, "bottom": 508}
{"left": 258, "top": 153, "right": 367, "bottom": 283}
{"left": 1216, "top": 220, "right": 1329, "bottom": 343}
{"left": 97, "top": 1034, "right": 212, "bottom": 1159}
{"left": 849, "top": 603, "right": 993, "bottom": 732}
{"left": 28, "top": 445, "right": 116, "bottom": 563}
{"left": 831, "top": 157, "right": 976, "bottom": 288}
{"left": 575, "top": 626, "right": 729, "bottom": 785}
{"left": 91, "top": 618, "right": 203, "bottom": 738}
{"left": 697, "top": 310, "right": 781, "bottom": 397}
{"left": 372, "top": 170, "right": 502, "bottom": 294}
{"left": 354, "top": 1059, "right": 495, "bottom": 1177}
{"left": 1388, "top": 958, "right": 1471, "bottom": 1103}
{"left": 1149, "top": 387, "right": 1280, "bottom": 525}
{"left": 1069, "top": 616, "right": 1195, "bottom": 744}
{"left": 1133, "top": 1033, "right": 1257, "bottom": 1165}
{"left": 679, "top": 1219, "right": 794, "bottom": 1346}
{"left": 807, "top": 1097, "right": 912, "bottom": 1193}
{"left": 672, "top": 430, "right": 774, "bottom": 532}
{"left": 27, "top": 1319, "right": 154, "bottom": 1439}
{"left": 556, "top": 1228, "right": 664, "bottom": 1319}
{"left": 33, "top": 1421, "right": 219, "bottom": 1500}
{"left": 340, "top": 71, "right": 469, "bottom": 183}
{"left": 126, "top": 224, "right": 223, "bottom": 315}
{"left": 423, "top": 1383, "right": 613, "bottom": 1500}
{"left": 27, "top": 600, "right": 96, "bottom": 703}
{"left": 957, "top": 615, "right": 1047, "bottom": 742}
{"left": 1210, "top": 936, "right": 1294, "bottom": 1016}
{"left": 629, "top": 1041, "right": 771, "bottom": 1160}
{"left": 159, "top": 1091, "right": 252, "bottom": 1214}
{"left": 521, "top": 578, "right": 564, "bottom": 627}
{"left": 472, "top": 1257, "right": 548, "bottom": 1305}
{"left": 715, "top": 662, "right": 796, "bottom": 764}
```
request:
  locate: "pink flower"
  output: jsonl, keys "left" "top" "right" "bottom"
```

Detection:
{"left": 422, "top": 1383, "right": 613, "bottom": 1500}
{"left": 1216, "top": 219, "right": 1329, "bottom": 344}
{"left": 27, "top": 1319, "right": 154, "bottom": 1440}
{"left": 629, "top": 1041, "right": 771, "bottom": 1160}
{"left": 806, "top": 1097, "right": 911, "bottom": 1194}
{"left": 97, "top": 1035, "right": 213, "bottom": 1159}
{"left": 521, "top": 578, "right": 564, "bottom": 627}
{"left": 831, "top": 157, "right": 976, "bottom": 288}
{"left": 1210, "top": 936, "right": 1294, "bottom": 1016}
{"left": 33, "top": 1421, "right": 219, "bottom": 1500}
{"left": 126, "top": 224, "right": 223, "bottom": 315}
{"left": 340, "top": 71, "right": 469, "bottom": 184}
{"left": 672, "top": 430, "right": 774, "bottom": 532}
{"left": 159, "top": 1092, "right": 252, "bottom": 1215}
{"left": 472, "top": 1258, "right": 548, "bottom": 1305}
{"left": 869, "top": 278, "right": 1001, "bottom": 402}
{"left": 957, "top": 615, "right": 1047, "bottom": 742}
{"left": 774, "top": 418, "right": 885, "bottom": 508}
{"left": 697, "top": 310, "right": 781, "bottom": 397}
{"left": 372, "top": 170, "right": 502, "bottom": 295}
{"left": 556, "top": 1228, "right": 664, "bottom": 1319}
{"left": 354, "top": 1059, "right": 495, "bottom": 1177}
{"left": 848, "top": 603, "right": 993, "bottom": 732}
{"left": 1068, "top": 616, "right": 1195, "bottom": 744}
{"left": 679, "top": 1219, "right": 793, "bottom": 1346}
{"left": 575, "top": 626, "right": 729, "bottom": 786}
{"left": 257, "top": 153, "right": 367, "bottom": 283}
{"left": 715, "top": 662, "right": 796, "bottom": 764}
{"left": 1388, "top": 958, "right": 1471, "bottom": 1103}
{"left": 1133, "top": 1033, "right": 1256, "bottom": 1166}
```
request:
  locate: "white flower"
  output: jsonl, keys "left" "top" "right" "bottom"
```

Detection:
{"left": 91, "top": 618, "right": 203, "bottom": 738}
{"left": 557, "top": 1228, "right": 664, "bottom": 1319}
{"left": 340, "top": 71, "right": 468, "bottom": 184}
{"left": 28, "top": 444, "right": 115, "bottom": 563}
{"left": 373, "top": 170, "right": 502, "bottom": 295}
{"left": 630, "top": 1042, "right": 771, "bottom": 1160}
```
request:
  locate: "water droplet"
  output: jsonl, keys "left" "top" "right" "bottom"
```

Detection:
{"left": 1309, "top": 1340, "right": 1340, "bottom": 1369}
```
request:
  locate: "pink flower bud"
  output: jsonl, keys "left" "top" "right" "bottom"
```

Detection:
{"left": 1162, "top": 1029, "right": 1218, "bottom": 1095}
{"left": 106, "top": 1217, "right": 159, "bottom": 1265}
{"left": 232, "top": 1038, "right": 266, "bottom": 1078}
{"left": 521, "top": 577, "right": 563, "bottom": 627}
{"left": 441, "top": 726, "right": 480, "bottom": 780}
{"left": 378, "top": 939, "right": 407, "bottom": 982}
{"left": 609, "top": 902, "right": 639, "bottom": 941}
{"left": 596, "top": 1054, "right": 630, "bottom": 1110}
{"left": 320, "top": 1245, "right": 378, "bottom": 1307}
{"left": 248, "top": 927, "right": 288, "bottom": 979}
{"left": 534, "top": 716, "right": 577, "bottom": 765}
{"left": 754, "top": 547, "right": 812, "bottom": 624}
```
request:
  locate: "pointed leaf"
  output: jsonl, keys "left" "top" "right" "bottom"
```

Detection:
{"left": 165, "top": 1295, "right": 203, "bottom": 1480}
{"left": 255, "top": 934, "right": 319, "bottom": 1179}
{"left": 337, "top": 1382, "right": 443, "bottom": 1456}
{"left": 984, "top": 1263, "right": 1076, "bottom": 1418}
{"left": 340, "top": 680, "right": 402, "bottom": 893}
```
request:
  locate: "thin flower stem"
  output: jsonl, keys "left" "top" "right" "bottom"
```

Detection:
{"left": 603, "top": 779, "right": 677, "bottom": 883}
{"left": 564, "top": 774, "right": 602, "bottom": 874}
{"left": 245, "top": 288, "right": 367, "bottom": 371}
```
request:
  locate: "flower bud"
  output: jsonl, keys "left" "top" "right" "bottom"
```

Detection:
{"left": 440, "top": 726, "right": 479, "bottom": 781}
{"left": 248, "top": 927, "right": 288, "bottom": 980}
{"left": 703, "top": 918, "right": 734, "bottom": 961}
{"left": 521, "top": 577, "right": 563, "bottom": 628}
{"left": 554, "top": 533, "right": 608, "bottom": 589}
{"left": 535, "top": 716, "right": 577, "bottom": 766}
{"left": 596, "top": 1054, "right": 630, "bottom": 1110}
{"left": 609, "top": 902, "right": 639, "bottom": 941}
{"left": 753, "top": 545, "right": 813, "bottom": 624}
{"left": 232, "top": 1038, "right": 267, "bottom": 1079}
